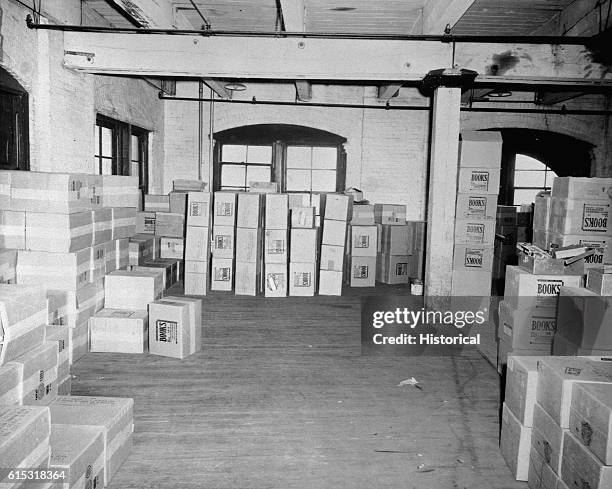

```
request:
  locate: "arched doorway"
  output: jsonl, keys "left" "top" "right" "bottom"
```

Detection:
{"left": 0, "top": 67, "right": 29, "bottom": 170}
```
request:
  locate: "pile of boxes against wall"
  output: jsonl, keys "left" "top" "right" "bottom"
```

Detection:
{"left": 500, "top": 355, "right": 612, "bottom": 489}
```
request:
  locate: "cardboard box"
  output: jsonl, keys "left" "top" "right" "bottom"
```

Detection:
{"left": 163, "top": 296, "right": 202, "bottom": 355}
{"left": 318, "top": 270, "right": 343, "bottom": 296}
{"left": 291, "top": 207, "right": 315, "bottom": 229}
{"left": 90, "top": 309, "right": 148, "bottom": 354}
{"left": 350, "top": 225, "right": 377, "bottom": 257}
{"left": 186, "top": 192, "right": 212, "bottom": 227}
{"left": 173, "top": 179, "right": 206, "bottom": 192}
{"left": 115, "top": 238, "right": 129, "bottom": 270}
{"left": 212, "top": 226, "right": 235, "bottom": 259}
{"left": 17, "top": 249, "right": 91, "bottom": 291}
{"left": 347, "top": 256, "right": 376, "bottom": 287}
{"left": 45, "top": 324, "right": 70, "bottom": 382}
{"left": 168, "top": 191, "right": 188, "bottom": 215}
{"left": 144, "top": 194, "right": 170, "bottom": 212}
{"left": 537, "top": 357, "right": 612, "bottom": 428}
{"left": 104, "top": 270, "right": 162, "bottom": 310}
{"left": 552, "top": 177, "right": 612, "bottom": 201}
{"left": 147, "top": 258, "right": 181, "bottom": 283}
{"left": 0, "top": 363, "right": 21, "bottom": 405}
{"left": 264, "top": 229, "right": 288, "bottom": 263}
{"left": 376, "top": 254, "right": 410, "bottom": 285}
{"left": 91, "top": 209, "right": 112, "bottom": 246}
{"left": 10, "top": 341, "right": 58, "bottom": 406}
{"left": 320, "top": 245, "right": 344, "bottom": 272}
{"left": 586, "top": 268, "right": 612, "bottom": 296}
{"left": 213, "top": 192, "right": 237, "bottom": 226}
{"left": 459, "top": 131, "right": 503, "bottom": 168}
{"left": 10, "top": 172, "right": 91, "bottom": 213}
{"left": 454, "top": 219, "right": 496, "bottom": 245}
{"left": 528, "top": 447, "right": 562, "bottom": 489}
{"left": 0, "top": 285, "right": 47, "bottom": 366}
{"left": 185, "top": 226, "right": 210, "bottom": 262}
{"left": 100, "top": 175, "right": 139, "bottom": 208}
{"left": 148, "top": 300, "right": 190, "bottom": 359}
{"left": 288, "top": 193, "right": 310, "bottom": 208}
{"left": 0, "top": 210, "right": 25, "bottom": 249}
{"left": 498, "top": 300, "right": 556, "bottom": 349}
{"left": 105, "top": 241, "right": 117, "bottom": 275}
{"left": 453, "top": 244, "right": 494, "bottom": 272}
{"left": 350, "top": 204, "right": 375, "bottom": 225}
{"left": 25, "top": 211, "right": 92, "bottom": 253}
{"left": 49, "top": 395, "right": 134, "bottom": 487}
{"left": 374, "top": 204, "right": 406, "bottom": 225}
{"left": 531, "top": 402, "right": 566, "bottom": 475}
{"left": 237, "top": 193, "right": 263, "bottom": 228}
{"left": 90, "top": 244, "right": 106, "bottom": 282}
{"left": 69, "top": 321, "right": 89, "bottom": 365}
{"left": 249, "top": 181, "right": 279, "bottom": 193}
{"left": 496, "top": 338, "right": 550, "bottom": 375}
{"left": 135, "top": 211, "right": 156, "bottom": 234}
{"left": 265, "top": 194, "right": 288, "bottom": 229}
{"left": 561, "top": 432, "right": 612, "bottom": 489}
{"left": 236, "top": 228, "right": 262, "bottom": 263}
{"left": 503, "top": 266, "right": 583, "bottom": 318}
{"left": 131, "top": 264, "right": 170, "bottom": 290}
{"left": 456, "top": 194, "right": 498, "bottom": 220}
{"left": 505, "top": 355, "right": 542, "bottom": 427}
{"left": 0, "top": 171, "right": 11, "bottom": 209}
{"left": 49, "top": 424, "right": 105, "bottom": 489}
{"left": 111, "top": 207, "right": 136, "bottom": 240}
{"left": 160, "top": 237, "right": 184, "bottom": 259}
{"left": 325, "top": 194, "right": 352, "bottom": 222}
{"left": 289, "top": 262, "right": 316, "bottom": 296}
{"left": 128, "top": 235, "right": 154, "bottom": 265}
{"left": 264, "top": 263, "right": 287, "bottom": 297}
{"left": 380, "top": 223, "right": 412, "bottom": 255}
{"left": 533, "top": 191, "right": 551, "bottom": 231}
{"left": 235, "top": 261, "right": 260, "bottom": 296}
{"left": 450, "top": 269, "right": 492, "bottom": 296}
{"left": 0, "top": 405, "right": 50, "bottom": 471}
{"left": 290, "top": 229, "right": 318, "bottom": 263}
{"left": 549, "top": 198, "right": 611, "bottom": 236}
{"left": 155, "top": 212, "right": 184, "bottom": 238}
{"left": 0, "top": 249, "right": 17, "bottom": 284}
{"left": 500, "top": 402, "right": 531, "bottom": 481}
{"left": 184, "top": 262, "right": 207, "bottom": 296}
{"left": 321, "top": 219, "right": 346, "bottom": 247}
{"left": 457, "top": 167, "right": 501, "bottom": 195}
{"left": 210, "top": 258, "right": 233, "bottom": 291}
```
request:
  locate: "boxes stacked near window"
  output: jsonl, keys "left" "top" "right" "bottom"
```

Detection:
{"left": 235, "top": 193, "right": 264, "bottom": 296}
{"left": 451, "top": 131, "right": 502, "bottom": 301}
{"left": 211, "top": 192, "right": 237, "bottom": 291}
{"left": 319, "top": 195, "right": 350, "bottom": 295}
{"left": 500, "top": 355, "right": 612, "bottom": 488}
{"left": 290, "top": 195, "right": 320, "bottom": 297}
{"left": 263, "top": 194, "right": 289, "bottom": 297}
{"left": 184, "top": 192, "right": 212, "bottom": 295}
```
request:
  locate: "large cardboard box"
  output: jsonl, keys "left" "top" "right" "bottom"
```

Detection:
{"left": 458, "top": 131, "right": 503, "bottom": 168}
{"left": 457, "top": 167, "right": 501, "bottom": 195}
{"left": 503, "top": 266, "right": 583, "bottom": 318}
{"left": 289, "top": 262, "right": 316, "bottom": 296}
{"left": 0, "top": 249, "right": 17, "bottom": 284}
{"left": 237, "top": 193, "right": 263, "bottom": 228}
{"left": 561, "top": 432, "right": 612, "bottom": 489}
{"left": 325, "top": 194, "right": 352, "bottom": 221}
{"left": 0, "top": 405, "right": 51, "bottom": 472}
{"left": 549, "top": 198, "right": 611, "bottom": 236}
{"left": 148, "top": 300, "right": 190, "bottom": 359}
{"left": 210, "top": 257, "right": 233, "bottom": 291}
{"left": 135, "top": 211, "right": 156, "bottom": 234}
{"left": 376, "top": 254, "right": 410, "bottom": 285}
{"left": 498, "top": 301, "right": 556, "bottom": 349}
{"left": 104, "top": 270, "right": 162, "bottom": 310}
{"left": 184, "top": 261, "right": 207, "bottom": 296}
{"left": 235, "top": 261, "right": 260, "bottom": 296}
{"left": 350, "top": 225, "right": 377, "bottom": 257}
{"left": 90, "top": 309, "right": 148, "bottom": 354}
{"left": 185, "top": 226, "right": 210, "bottom": 262}
{"left": 0, "top": 363, "right": 21, "bottom": 406}
{"left": 17, "top": 249, "right": 91, "bottom": 291}
{"left": 291, "top": 207, "right": 315, "bottom": 229}
{"left": 236, "top": 228, "right": 262, "bottom": 263}
{"left": 10, "top": 341, "right": 58, "bottom": 406}
{"left": 49, "top": 396, "right": 134, "bottom": 487}
{"left": 212, "top": 226, "right": 235, "bottom": 259}
{"left": 25, "top": 211, "right": 92, "bottom": 253}
{"left": 128, "top": 235, "right": 154, "bottom": 265}
{"left": 552, "top": 177, "right": 612, "bottom": 201}
{"left": 144, "top": 194, "right": 169, "bottom": 212}
{"left": 569, "top": 383, "right": 612, "bottom": 465}
{"left": 537, "top": 357, "right": 612, "bottom": 428}
{"left": 505, "top": 355, "right": 543, "bottom": 428}
{"left": 10, "top": 172, "right": 91, "bottom": 213}
{"left": 111, "top": 207, "right": 136, "bottom": 240}
{"left": 374, "top": 204, "right": 406, "bottom": 225}
{"left": 163, "top": 296, "right": 202, "bottom": 355}
{"left": 531, "top": 402, "right": 566, "bottom": 475}
{"left": 320, "top": 245, "right": 344, "bottom": 272}
{"left": 186, "top": 192, "right": 212, "bottom": 227}
{"left": 0, "top": 210, "right": 25, "bottom": 249}
{"left": 155, "top": 212, "right": 184, "bottom": 238}
{"left": 264, "top": 229, "right": 287, "bottom": 263}
{"left": 0, "top": 285, "right": 47, "bottom": 366}
{"left": 265, "top": 194, "right": 288, "bottom": 229}
{"left": 264, "top": 263, "right": 287, "bottom": 297}
{"left": 168, "top": 190, "right": 188, "bottom": 215}
{"left": 586, "top": 267, "right": 612, "bottom": 296}
{"left": 454, "top": 219, "right": 496, "bottom": 245}
{"left": 500, "top": 402, "right": 532, "bottom": 481}
{"left": 101, "top": 175, "right": 139, "bottom": 208}
{"left": 456, "top": 194, "right": 498, "bottom": 220}
{"left": 350, "top": 204, "right": 375, "bottom": 225}
{"left": 45, "top": 324, "right": 70, "bottom": 382}
{"left": 290, "top": 229, "right": 318, "bottom": 263}
{"left": 321, "top": 219, "right": 346, "bottom": 247}
{"left": 213, "top": 192, "right": 237, "bottom": 227}
{"left": 347, "top": 256, "right": 376, "bottom": 287}
{"left": 160, "top": 237, "right": 184, "bottom": 259}
{"left": 452, "top": 244, "right": 494, "bottom": 272}
{"left": 318, "top": 270, "right": 343, "bottom": 296}
{"left": 49, "top": 424, "right": 105, "bottom": 489}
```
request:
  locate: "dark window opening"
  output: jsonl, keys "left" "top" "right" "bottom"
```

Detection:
{"left": 0, "top": 68, "right": 29, "bottom": 170}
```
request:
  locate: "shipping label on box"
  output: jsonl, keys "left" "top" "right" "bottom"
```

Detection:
{"left": 374, "top": 204, "right": 406, "bottom": 225}
{"left": 237, "top": 193, "right": 263, "bottom": 228}
{"left": 457, "top": 168, "right": 501, "bottom": 194}
{"left": 214, "top": 192, "right": 237, "bottom": 226}
{"left": 265, "top": 194, "right": 288, "bottom": 229}
{"left": 160, "top": 237, "right": 184, "bottom": 259}
{"left": 350, "top": 225, "right": 377, "bottom": 257}
{"left": 456, "top": 194, "right": 498, "bottom": 220}
{"left": 290, "top": 229, "right": 318, "bottom": 263}
{"left": 144, "top": 194, "right": 170, "bottom": 212}
{"left": 210, "top": 258, "right": 233, "bottom": 291}
{"left": 0, "top": 210, "right": 25, "bottom": 249}
{"left": 320, "top": 244, "right": 344, "bottom": 272}
{"left": 454, "top": 219, "right": 496, "bottom": 245}
{"left": 148, "top": 301, "right": 190, "bottom": 359}
{"left": 90, "top": 309, "right": 148, "bottom": 354}
{"left": 136, "top": 211, "right": 156, "bottom": 234}
{"left": 453, "top": 244, "right": 494, "bottom": 272}
{"left": 322, "top": 219, "right": 347, "bottom": 247}
{"left": 111, "top": 207, "right": 136, "bottom": 240}
{"left": 25, "top": 211, "right": 93, "bottom": 253}
{"left": 264, "top": 229, "right": 287, "bottom": 263}
{"left": 291, "top": 207, "right": 315, "bottom": 229}
{"left": 236, "top": 228, "right": 262, "bottom": 263}
{"left": 380, "top": 224, "right": 412, "bottom": 255}
{"left": 186, "top": 192, "right": 212, "bottom": 227}
{"left": 155, "top": 212, "right": 184, "bottom": 238}
{"left": 264, "top": 263, "right": 287, "bottom": 297}
{"left": 289, "top": 262, "right": 316, "bottom": 296}
{"left": 163, "top": 295, "right": 202, "bottom": 354}
{"left": 377, "top": 254, "right": 410, "bottom": 285}
{"left": 212, "top": 226, "right": 235, "bottom": 258}
{"left": 185, "top": 226, "right": 210, "bottom": 262}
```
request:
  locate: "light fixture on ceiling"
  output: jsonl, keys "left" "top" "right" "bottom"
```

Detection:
{"left": 486, "top": 90, "right": 513, "bottom": 98}
{"left": 224, "top": 82, "right": 247, "bottom": 92}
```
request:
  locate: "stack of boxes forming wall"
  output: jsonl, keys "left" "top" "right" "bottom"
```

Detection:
{"left": 184, "top": 192, "right": 212, "bottom": 295}
{"left": 318, "top": 195, "right": 349, "bottom": 293}
{"left": 451, "top": 131, "right": 502, "bottom": 299}
{"left": 211, "top": 192, "right": 237, "bottom": 292}
{"left": 235, "top": 193, "right": 263, "bottom": 296}
{"left": 501, "top": 355, "right": 612, "bottom": 489}
{"left": 263, "top": 194, "right": 289, "bottom": 297}
{"left": 290, "top": 195, "right": 320, "bottom": 297}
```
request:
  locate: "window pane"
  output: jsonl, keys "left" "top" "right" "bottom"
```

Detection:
{"left": 312, "top": 147, "right": 337, "bottom": 170}
{"left": 101, "top": 158, "right": 113, "bottom": 175}
{"left": 101, "top": 127, "right": 113, "bottom": 157}
{"left": 246, "top": 165, "right": 271, "bottom": 186}
{"left": 221, "top": 164, "right": 246, "bottom": 187}
{"left": 286, "top": 146, "right": 311, "bottom": 169}
{"left": 222, "top": 145, "right": 247, "bottom": 163}
{"left": 247, "top": 145, "right": 272, "bottom": 163}
{"left": 286, "top": 169, "right": 311, "bottom": 191}
{"left": 515, "top": 154, "right": 545, "bottom": 170}
{"left": 544, "top": 171, "right": 558, "bottom": 188}
{"left": 514, "top": 170, "right": 546, "bottom": 187}
{"left": 514, "top": 188, "right": 540, "bottom": 206}
{"left": 94, "top": 127, "right": 100, "bottom": 156}
{"left": 131, "top": 135, "right": 139, "bottom": 161}
{"left": 312, "top": 170, "right": 336, "bottom": 192}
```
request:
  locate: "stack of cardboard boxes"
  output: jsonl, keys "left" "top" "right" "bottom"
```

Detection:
{"left": 211, "top": 192, "right": 237, "bottom": 292}
{"left": 319, "top": 195, "right": 350, "bottom": 293}
{"left": 290, "top": 196, "right": 320, "bottom": 297}
{"left": 263, "top": 194, "right": 289, "bottom": 297}
{"left": 235, "top": 193, "right": 263, "bottom": 296}
{"left": 451, "top": 131, "right": 502, "bottom": 299}
{"left": 184, "top": 192, "right": 212, "bottom": 295}
{"left": 346, "top": 206, "right": 378, "bottom": 288}
{"left": 501, "top": 355, "right": 612, "bottom": 489}
{"left": 374, "top": 205, "right": 410, "bottom": 285}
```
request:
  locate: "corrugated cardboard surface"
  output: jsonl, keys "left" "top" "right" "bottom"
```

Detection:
{"left": 265, "top": 194, "right": 288, "bottom": 229}
{"left": 186, "top": 192, "right": 212, "bottom": 227}
{"left": 0, "top": 405, "right": 50, "bottom": 468}
{"left": 213, "top": 192, "right": 237, "bottom": 226}
{"left": 90, "top": 309, "right": 148, "bottom": 354}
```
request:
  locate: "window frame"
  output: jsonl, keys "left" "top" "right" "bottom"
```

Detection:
{"left": 512, "top": 154, "right": 558, "bottom": 206}
{"left": 0, "top": 72, "right": 30, "bottom": 171}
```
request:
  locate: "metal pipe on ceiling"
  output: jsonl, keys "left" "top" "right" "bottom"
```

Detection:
{"left": 158, "top": 93, "right": 612, "bottom": 116}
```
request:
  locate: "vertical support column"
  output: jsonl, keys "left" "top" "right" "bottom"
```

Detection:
{"left": 425, "top": 86, "right": 461, "bottom": 297}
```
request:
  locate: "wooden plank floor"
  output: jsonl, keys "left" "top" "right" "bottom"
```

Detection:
{"left": 71, "top": 285, "right": 526, "bottom": 489}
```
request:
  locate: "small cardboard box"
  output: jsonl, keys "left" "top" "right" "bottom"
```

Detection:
{"left": 265, "top": 194, "right": 288, "bottom": 229}
{"left": 0, "top": 210, "right": 25, "bottom": 249}
{"left": 135, "top": 211, "right": 156, "bottom": 234}
{"left": 0, "top": 405, "right": 50, "bottom": 471}
{"left": 264, "top": 229, "right": 288, "bottom": 263}
{"left": 264, "top": 263, "right": 287, "bottom": 297}
{"left": 148, "top": 300, "right": 191, "bottom": 359}
{"left": 237, "top": 193, "right": 263, "bottom": 228}
{"left": 185, "top": 226, "right": 210, "bottom": 262}
{"left": 25, "top": 211, "right": 92, "bottom": 253}
{"left": 101, "top": 175, "right": 140, "bottom": 208}
{"left": 500, "top": 402, "right": 531, "bottom": 481}
{"left": 186, "top": 192, "right": 212, "bottom": 227}
{"left": 350, "top": 204, "right": 375, "bottom": 225}
{"left": 236, "top": 227, "right": 262, "bottom": 263}
{"left": 91, "top": 208, "right": 112, "bottom": 245}
{"left": 376, "top": 254, "right": 410, "bottom": 285}
{"left": 155, "top": 212, "right": 184, "bottom": 238}
{"left": 319, "top": 270, "right": 343, "bottom": 296}
{"left": 10, "top": 340, "right": 59, "bottom": 406}
{"left": 498, "top": 300, "right": 556, "bottom": 349}
{"left": 168, "top": 191, "right": 188, "bottom": 215}
{"left": 349, "top": 225, "right": 377, "bottom": 257}
{"left": 324, "top": 194, "right": 352, "bottom": 221}
{"left": 160, "top": 237, "right": 184, "bottom": 259}
{"left": 531, "top": 402, "right": 566, "bottom": 476}
{"left": 454, "top": 219, "right": 496, "bottom": 245}
{"left": 213, "top": 192, "right": 237, "bottom": 226}
{"left": 144, "top": 194, "right": 170, "bottom": 212}
{"left": 17, "top": 249, "right": 91, "bottom": 291}
{"left": 128, "top": 235, "right": 154, "bottom": 265}
{"left": 10, "top": 171, "right": 91, "bottom": 213}
{"left": 249, "top": 181, "right": 279, "bottom": 193}
{"left": 452, "top": 244, "right": 494, "bottom": 272}
{"left": 347, "top": 256, "right": 376, "bottom": 287}
{"left": 374, "top": 204, "right": 406, "bottom": 225}
{"left": 291, "top": 207, "right": 315, "bottom": 229}
{"left": 289, "top": 262, "right": 316, "bottom": 296}
{"left": 104, "top": 270, "right": 162, "bottom": 310}
{"left": 320, "top": 245, "right": 344, "bottom": 272}
{"left": 90, "top": 309, "right": 148, "bottom": 354}
{"left": 290, "top": 229, "right": 318, "bottom": 263}
{"left": 111, "top": 207, "right": 136, "bottom": 240}
{"left": 586, "top": 267, "right": 612, "bottom": 296}
{"left": 457, "top": 167, "right": 501, "bottom": 194}
{"left": 456, "top": 193, "right": 498, "bottom": 220}
{"left": 561, "top": 432, "right": 612, "bottom": 489}
{"left": 235, "top": 261, "right": 261, "bottom": 296}
{"left": 322, "top": 219, "right": 346, "bottom": 247}
{"left": 459, "top": 131, "right": 503, "bottom": 169}
{"left": 163, "top": 296, "right": 202, "bottom": 354}
{"left": 210, "top": 257, "right": 234, "bottom": 291}
{"left": 212, "top": 226, "right": 235, "bottom": 258}
{"left": 552, "top": 177, "right": 612, "bottom": 201}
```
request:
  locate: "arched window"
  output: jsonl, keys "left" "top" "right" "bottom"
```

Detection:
{"left": 513, "top": 154, "right": 557, "bottom": 205}
{"left": 0, "top": 68, "right": 29, "bottom": 170}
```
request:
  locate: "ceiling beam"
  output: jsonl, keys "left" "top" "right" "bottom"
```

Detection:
{"left": 295, "top": 80, "right": 312, "bottom": 101}
{"left": 377, "top": 84, "right": 403, "bottom": 101}
{"left": 421, "top": 0, "right": 477, "bottom": 34}
{"left": 202, "top": 79, "right": 232, "bottom": 99}
{"left": 62, "top": 32, "right": 612, "bottom": 85}
{"left": 108, "top": 0, "right": 192, "bottom": 29}
{"left": 535, "top": 91, "right": 583, "bottom": 105}
{"left": 279, "top": 0, "right": 305, "bottom": 32}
